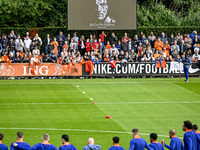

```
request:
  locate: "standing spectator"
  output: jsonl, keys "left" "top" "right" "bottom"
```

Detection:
{"left": 33, "top": 33, "right": 42, "bottom": 47}
{"left": 44, "top": 34, "right": 52, "bottom": 54}
{"left": 56, "top": 31, "right": 66, "bottom": 55}
{"left": 34, "top": 36, "right": 41, "bottom": 50}
{"left": 154, "top": 37, "right": 163, "bottom": 53}
{"left": 30, "top": 41, "right": 36, "bottom": 52}
{"left": 24, "top": 36, "right": 32, "bottom": 55}
{"left": 8, "top": 30, "right": 17, "bottom": 41}
{"left": 150, "top": 36, "right": 156, "bottom": 51}
{"left": 0, "top": 42, "right": 3, "bottom": 56}
{"left": 15, "top": 34, "right": 21, "bottom": 50}
{"left": 59, "top": 134, "right": 77, "bottom": 150}
{"left": 48, "top": 42, "right": 55, "bottom": 54}
{"left": 168, "top": 33, "right": 175, "bottom": 46}
{"left": 72, "top": 32, "right": 79, "bottom": 49}
{"left": 163, "top": 41, "right": 171, "bottom": 54}
{"left": 190, "top": 30, "right": 200, "bottom": 42}
{"left": 0, "top": 133, "right": 8, "bottom": 150}
{"left": 161, "top": 47, "right": 169, "bottom": 58}
{"left": 100, "top": 31, "right": 107, "bottom": 46}
{"left": 82, "top": 138, "right": 101, "bottom": 150}
{"left": 63, "top": 41, "right": 69, "bottom": 52}
{"left": 99, "top": 42, "right": 105, "bottom": 56}
{"left": 79, "top": 35, "right": 86, "bottom": 56}
{"left": 52, "top": 37, "right": 59, "bottom": 56}
{"left": 70, "top": 39, "right": 76, "bottom": 52}
{"left": 89, "top": 34, "right": 94, "bottom": 46}
{"left": 184, "top": 34, "right": 192, "bottom": 51}
{"left": 16, "top": 39, "right": 24, "bottom": 52}
{"left": 50, "top": 53, "right": 57, "bottom": 63}
{"left": 108, "top": 136, "right": 125, "bottom": 150}
{"left": 161, "top": 33, "right": 168, "bottom": 44}
{"left": 172, "top": 49, "right": 178, "bottom": 59}
{"left": 162, "top": 129, "right": 184, "bottom": 150}
{"left": 138, "top": 31, "right": 143, "bottom": 40}
{"left": 171, "top": 40, "right": 180, "bottom": 53}
{"left": 182, "top": 120, "right": 198, "bottom": 149}
{"left": 129, "top": 128, "right": 152, "bottom": 150}
{"left": 66, "top": 33, "right": 71, "bottom": 46}
{"left": 116, "top": 41, "right": 121, "bottom": 52}
{"left": 128, "top": 38, "right": 135, "bottom": 53}
{"left": 147, "top": 32, "right": 156, "bottom": 42}
{"left": 109, "top": 44, "right": 119, "bottom": 56}
{"left": 85, "top": 39, "right": 92, "bottom": 52}
{"left": 133, "top": 34, "right": 140, "bottom": 52}
{"left": 10, "top": 132, "right": 30, "bottom": 150}
{"left": 32, "top": 47, "right": 40, "bottom": 56}
{"left": 121, "top": 39, "right": 129, "bottom": 53}
{"left": 92, "top": 39, "right": 100, "bottom": 53}
{"left": 192, "top": 34, "right": 200, "bottom": 49}
{"left": 149, "top": 133, "right": 165, "bottom": 150}
{"left": 121, "top": 32, "right": 129, "bottom": 43}
{"left": 109, "top": 32, "right": 118, "bottom": 46}
{"left": 140, "top": 34, "right": 147, "bottom": 45}
{"left": 1, "top": 34, "right": 9, "bottom": 52}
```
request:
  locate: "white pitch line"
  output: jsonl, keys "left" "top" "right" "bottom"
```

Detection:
{"left": 0, "top": 101, "right": 199, "bottom": 105}
{"left": 0, "top": 127, "right": 183, "bottom": 139}
{"left": 0, "top": 81, "right": 200, "bottom": 85}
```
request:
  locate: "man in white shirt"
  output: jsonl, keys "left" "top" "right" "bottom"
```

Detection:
{"left": 24, "top": 36, "right": 32, "bottom": 55}
{"left": 109, "top": 44, "right": 119, "bottom": 55}
{"left": 193, "top": 50, "right": 200, "bottom": 60}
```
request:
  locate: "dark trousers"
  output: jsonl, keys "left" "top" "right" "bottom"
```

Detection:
{"left": 184, "top": 67, "right": 189, "bottom": 80}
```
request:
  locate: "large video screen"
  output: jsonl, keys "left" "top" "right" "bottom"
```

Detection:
{"left": 68, "top": 0, "right": 137, "bottom": 30}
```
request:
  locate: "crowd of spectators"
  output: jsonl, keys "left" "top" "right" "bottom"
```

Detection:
{"left": 1, "top": 30, "right": 200, "bottom": 64}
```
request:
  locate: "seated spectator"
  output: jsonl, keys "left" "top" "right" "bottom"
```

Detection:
{"left": 193, "top": 50, "right": 200, "bottom": 60}
{"left": 109, "top": 44, "right": 119, "bottom": 56}
{"left": 154, "top": 50, "right": 160, "bottom": 60}
{"left": 163, "top": 40, "right": 171, "bottom": 54}
{"left": 125, "top": 52, "right": 129, "bottom": 59}
{"left": 60, "top": 48, "right": 68, "bottom": 57}
{"left": 134, "top": 53, "right": 141, "bottom": 62}
{"left": 16, "top": 39, "right": 24, "bottom": 52}
{"left": 146, "top": 46, "right": 153, "bottom": 58}
{"left": 57, "top": 56, "right": 63, "bottom": 64}
{"left": 121, "top": 32, "right": 129, "bottom": 43}
{"left": 70, "top": 39, "right": 76, "bottom": 51}
{"left": 50, "top": 53, "right": 57, "bottom": 63}
{"left": 19, "top": 49, "right": 25, "bottom": 59}
{"left": 193, "top": 34, "right": 200, "bottom": 48}
{"left": 194, "top": 57, "right": 199, "bottom": 62}
{"left": 118, "top": 50, "right": 124, "bottom": 60}
{"left": 104, "top": 54, "right": 110, "bottom": 62}
{"left": 63, "top": 41, "right": 69, "bottom": 52}
{"left": 48, "top": 42, "right": 55, "bottom": 54}
{"left": 56, "top": 31, "right": 66, "bottom": 55}
{"left": 9, "top": 38, "right": 15, "bottom": 54}
{"left": 154, "top": 37, "right": 163, "bottom": 53}
{"left": 175, "top": 54, "right": 181, "bottom": 63}
{"left": 0, "top": 42, "right": 2, "bottom": 56}
{"left": 14, "top": 52, "right": 22, "bottom": 63}
{"left": 149, "top": 54, "right": 155, "bottom": 62}
{"left": 180, "top": 40, "right": 187, "bottom": 55}
{"left": 137, "top": 43, "right": 143, "bottom": 55}
{"left": 161, "top": 32, "right": 168, "bottom": 44}
{"left": 128, "top": 54, "right": 133, "bottom": 62}
{"left": 44, "top": 34, "right": 52, "bottom": 54}
{"left": 187, "top": 49, "right": 193, "bottom": 57}
{"left": 1, "top": 34, "right": 9, "bottom": 52}
{"left": 8, "top": 52, "right": 14, "bottom": 63}
{"left": 184, "top": 34, "right": 192, "bottom": 51}
{"left": 22, "top": 54, "right": 29, "bottom": 63}
{"left": 108, "top": 136, "right": 125, "bottom": 150}
{"left": 32, "top": 47, "right": 40, "bottom": 56}
{"left": 72, "top": 32, "right": 79, "bottom": 50}
{"left": 85, "top": 39, "right": 92, "bottom": 52}
{"left": 141, "top": 54, "right": 148, "bottom": 62}
{"left": 140, "top": 51, "right": 145, "bottom": 58}
{"left": 43, "top": 53, "right": 50, "bottom": 63}
{"left": 168, "top": 33, "right": 175, "bottom": 46}
{"left": 121, "top": 39, "right": 129, "bottom": 53}
{"left": 161, "top": 47, "right": 169, "bottom": 58}
{"left": 171, "top": 40, "right": 180, "bottom": 53}
{"left": 24, "top": 36, "right": 32, "bottom": 55}
{"left": 148, "top": 32, "right": 156, "bottom": 42}
{"left": 106, "top": 41, "right": 111, "bottom": 50}
{"left": 172, "top": 49, "right": 178, "bottom": 59}
{"left": 129, "top": 49, "right": 135, "bottom": 59}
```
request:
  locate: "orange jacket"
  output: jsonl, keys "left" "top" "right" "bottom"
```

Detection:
{"left": 52, "top": 41, "right": 58, "bottom": 55}
{"left": 163, "top": 44, "right": 171, "bottom": 53}
{"left": 161, "top": 51, "right": 169, "bottom": 58}
{"left": 154, "top": 53, "right": 160, "bottom": 60}
{"left": 154, "top": 40, "right": 163, "bottom": 51}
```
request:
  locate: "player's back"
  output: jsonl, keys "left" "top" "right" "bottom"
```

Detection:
{"left": 129, "top": 138, "right": 151, "bottom": 150}
{"left": 149, "top": 142, "right": 164, "bottom": 150}
{"left": 33, "top": 143, "right": 57, "bottom": 150}
{"left": 10, "top": 141, "right": 30, "bottom": 150}
{"left": 171, "top": 137, "right": 183, "bottom": 150}
{"left": 0, "top": 143, "right": 8, "bottom": 150}
{"left": 59, "top": 144, "right": 77, "bottom": 150}
{"left": 184, "top": 130, "right": 197, "bottom": 150}
{"left": 196, "top": 132, "right": 200, "bottom": 150}
{"left": 108, "top": 145, "right": 125, "bottom": 150}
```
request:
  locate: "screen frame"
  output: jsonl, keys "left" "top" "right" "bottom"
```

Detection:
{"left": 67, "top": 0, "right": 137, "bottom": 30}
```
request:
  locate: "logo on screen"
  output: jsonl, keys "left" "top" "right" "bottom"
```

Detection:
{"left": 90, "top": 0, "right": 116, "bottom": 28}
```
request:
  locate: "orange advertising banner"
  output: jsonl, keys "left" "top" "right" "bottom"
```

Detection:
{"left": 0, "top": 63, "right": 82, "bottom": 76}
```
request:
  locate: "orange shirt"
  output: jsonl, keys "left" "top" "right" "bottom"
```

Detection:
{"left": 106, "top": 45, "right": 111, "bottom": 50}
{"left": 137, "top": 46, "right": 142, "bottom": 55}
{"left": 161, "top": 50, "right": 169, "bottom": 58}
{"left": 154, "top": 40, "right": 163, "bottom": 51}
{"left": 63, "top": 44, "right": 69, "bottom": 51}
{"left": 52, "top": 41, "right": 58, "bottom": 55}
{"left": 163, "top": 44, "right": 171, "bottom": 53}
{"left": 19, "top": 52, "right": 25, "bottom": 59}
{"left": 1, "top": 55, "right": 9, "bottom": 62}
{"left": 154, "top": 53, "right": 160, "bottom": 60}
{"left": 104, "top": 58, "right": 110, "bottom": 62}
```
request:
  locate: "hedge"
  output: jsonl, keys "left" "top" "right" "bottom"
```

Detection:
{"left": 1, "top": 26, "right": 200, "bottom": 51}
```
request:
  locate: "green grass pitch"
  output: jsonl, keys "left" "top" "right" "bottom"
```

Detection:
{"left": 0, "top": 78, "right": 200, "bottom": 150}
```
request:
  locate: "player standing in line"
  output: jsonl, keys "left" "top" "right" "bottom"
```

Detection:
{"left": 0, "top": 133, "right": 8, "bottom": 150}
{"left": 162, "top": 129, "right": 184, "bottom": 150}
{"left": 10, "top": 132, "right": 30, "bottom": 150}
{"left": 13, "top": 134, "right": 57, "bottom": 150}
{"left": 182, "top": 120, "right": 199, "bottom": 150}
{"left": 193, "top": 124, "right": 200, "bottom": 150}
{"left": 59, "top": 134, "right": 77, "bottom": 150}
{"left": 149, "top": 133, "right": 164, "bottom": 150}
{"left": 108, "top": 136, "right": 125, "bottom": 150}
{"left": 129, "top": 128, "right": 153, "bottom": 150}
